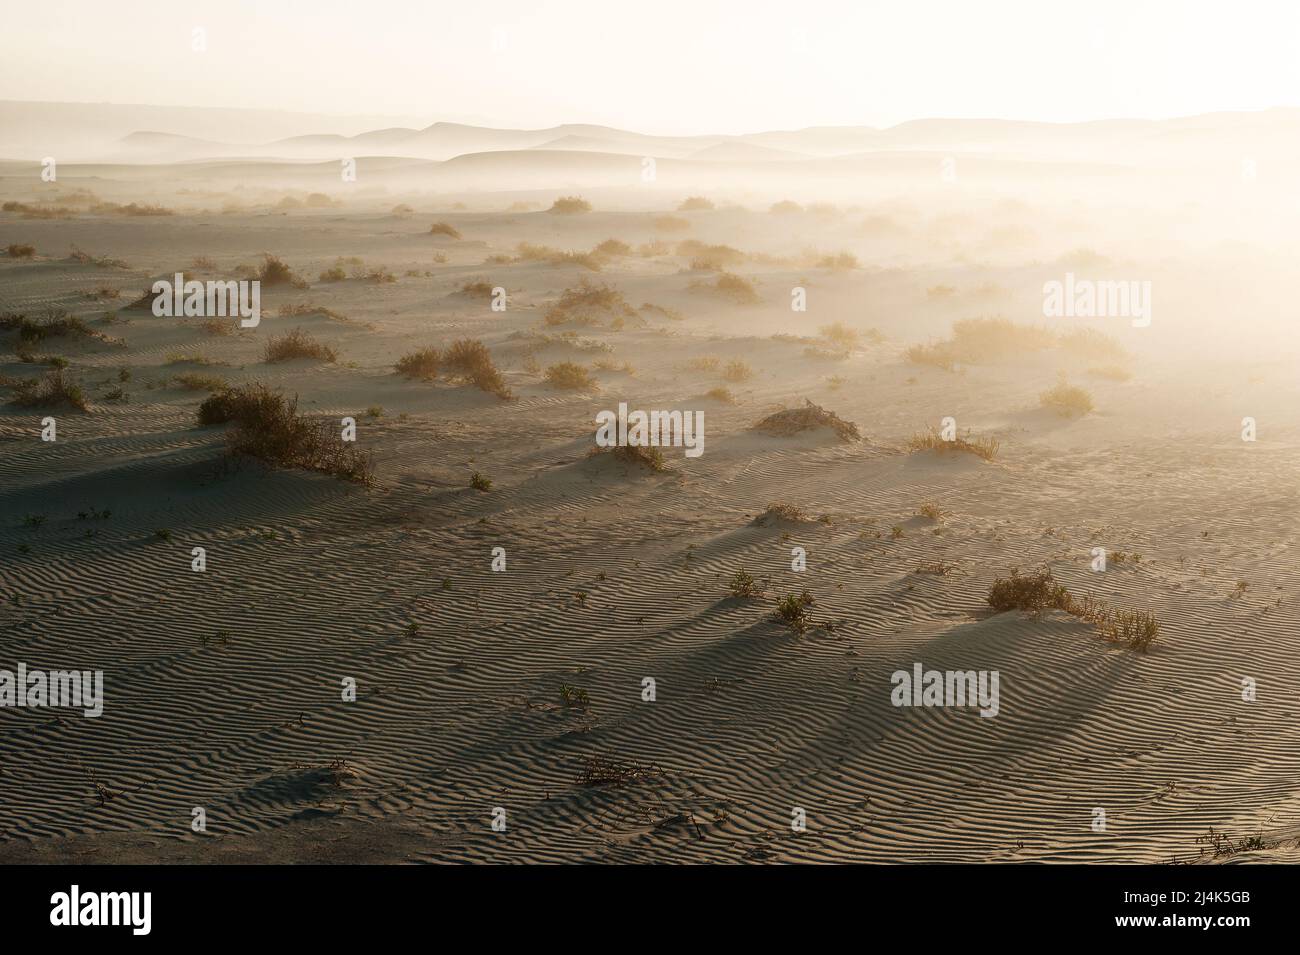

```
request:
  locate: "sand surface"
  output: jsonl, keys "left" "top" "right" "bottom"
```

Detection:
{"left": 2, "top": 160, "right": 1300, "bottom": 863}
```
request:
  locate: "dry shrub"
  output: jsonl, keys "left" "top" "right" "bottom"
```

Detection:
{"left": 770, "top": 200, "right": 803, "bottom": 214}
{"left": 1, "top": 311, "right": 99, "bottom": 344}
{"left": 171, "top": 372, "right": 226, "bottom": 392}
{"left": 429, "top": 222, "right": 462, "bottom": 239}
{"left": 678, "top": 196, "right": 715, "bottom": 211}
{"left": 589, "top": 444, "right": 667, "bottom": 472}
{"left": 197, "top": 383, "right": 373, "bottom": 484}
{"left": 753, "top": 400, "right": 860, "bottom": 441}
{"left": 691, "top": 271, "right": 759, "bottom": 304}
{"left": 5, "top": 243, "right": 36, "bottom": 259}
{"left": 722, "top": 359, "right": 753, "bottom": 382}
{"left": 544, "top": 361, "right": 596, "bottom": 391}
{"left": 1039, "top": 381, "right": 1094, "bottom": 416}
{"left": 686, "top": 356, "right": 719, "bottom": 372}
{"left": 680, "top": 241, "right": 746, "bottom": 270}
{"left": 752, "top": 502, "right": 809, "bottom": 525}
{"left": 258, "top": 254, "right": 307, "bottom": 288}
{"left": 705, "top": 386, "right": 737, "bottom": 404}
{"left": 575, "top": 756, "right": 661, "bottom": 788}
{"left": 815, "top": 251, "right": 859, "bottom": 271}
{"left": 395, "top": 346, "right": 440, "bottom": 381}
{"left": 819, "top": 323, "right": 859, "bottom": 347}
{"left": 549, "top": 196, "right": 591, "bottom": 215}
{"left": 986, "top": 568, "right": 1159, "bottom": 651}
{"left": 592, "top": 238, "right": 632, "bottom": 257}
{"left": 10, "top": 369, "right": 88, "bottom": 411}
{"left": 318, "top": 266, "right": 347, "bottom": 282}
{"left": 544, "top": 279, "right": 635, "bottom": 326}
{"left": 443, "top": 339, "right": 511, "bottom": 398}
{"left": 905, "top": 427, "right": 999, "bottom": 461}
{"left": 262, "top": 328, "right": 338, "bottom": 363}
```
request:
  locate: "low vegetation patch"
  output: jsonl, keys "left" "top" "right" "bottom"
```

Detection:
{"left": 690, "top": 271, "right": 760, "bottom": 304}
{"left": 549, "top": 195, "right": 592, "bottom": 215}
{"left": 986, "top": 568, "right": 1159, "bottom": 651}
{"left": 752, "top": 400, "right": 860, "bottom": 441}
{"left": 442, "top": 339, "right": 511, "bottom": 398}
{"left": 1039, "top": 381, "right": 1094, "bottom": 416}
{"left": 544, "top": 361, "right": 597, "bottom": 391}
{"left": 197, "top": 383, "right": 373, "bottom": 484}
{"left": 394, "top": 346, "right": 440, "bottom": 381}
{"left": 429, "top": 222, "right": 462, "bottom": 239}
{"left": 262, "top": 328, "right": 338, "bottom": 363}
{"left": 9, "top": 369, "right": 89, "bottom": 411}
{"left": 5, "top": 243, "right": 37, "bottom": 259}
{"left": 905, "top": 427, "right": 1000, "bottom": 461}
{"left": 588, "top": 444, "right": 667, "bottom": 472}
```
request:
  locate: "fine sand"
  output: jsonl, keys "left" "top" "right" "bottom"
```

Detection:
{"left": 3, "top": 132, "right": 1300, "bottom": 863}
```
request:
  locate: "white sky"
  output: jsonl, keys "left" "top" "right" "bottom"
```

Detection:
{"left": 2, "top": 0, "right": 1298, "bottom": 133}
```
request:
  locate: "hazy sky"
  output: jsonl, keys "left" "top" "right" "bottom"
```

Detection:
{"left": 2, "top": 0, "right": 1298, "bottom": 133}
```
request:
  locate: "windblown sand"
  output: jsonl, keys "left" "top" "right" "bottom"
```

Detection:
{"left": 2, "top": 183, "right": 1299, "bottom": 864}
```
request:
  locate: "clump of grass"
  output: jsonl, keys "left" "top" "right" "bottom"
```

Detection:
{"left": 904, "top": 427, "right": 1000, "bottom": 461}
{"left": 773, "top": 591, "right": 815, "bottom": 631}
{"left": 752, "top": 502, "right": 808, "bottom": 526}
{"left": 171, "top": 372, "right": 226, "bottom": 392}
{"left": 917, "top": 502, "right": 944, "bottom": 520}
{"left": 318, "top": 265, "right": 347, "bottom": 282}
{"left": 166, "top": 351, "right": 224, "bottom": 366}
{"left": 986, "top": 568, "right": 1160, "bottom": 651}
{"left": 705, "top": 386, "right": 737, "bottom": 404}
{"left": 592, "top": 238, "right": 632, "bottom": 258}
{"left": 549, "top": 196, "right": 591, "bottom": 215}
{"left": 197, "top": 383, "right": 373, "bottom": 484}
{"left": 686, "top": 356, "right": 720, "bottom": 372}
{"left": 515, "top": 243, "right": 602, "bottom": 271}
{"left": 544, "top": 361, "right": 596, "bottom": 391}
{"left": 690, "top": 271, "right": 760, "bottom": 304}
{"left": 752, "top": 399, "right": 860, "bottom": 441}
{"left": 681, "top": 241, "right": 746, "bottom": 271}
{"left": 257, "top": 254, "right": 308, "bottom": 289}
{"left": 470, "top": 471, "right": 492, "bottom": 491}
{"left": 442, "top": 339, "right": 511, "bottom": 398}
{"left": 544, "top": 279, "right": 635, "bottom": 326}
{"left": 559, "top": 684, "right": 590, "bottom": 708}
{"left": 722, "top": 359, "right": 753, "bottom": 382}
{"left": 429, "top": 222, "right": 461, "bottom": 238}
{"left": 262, "top": 328, "right": 338, "bottom": 364}
{"left": 727, "top": 569, "right": 763, "bottom": 598}
{"left": 5, "top": 243, "right": 36, "bottom": 259}
{"left": 574, "top": 755, "right": 661, "bottom": 788}
{"left": 10, "top": 369, "right": 89, "bottom": 411}
{"left": 1039, "top": 381, "right": 1094, "bottom": 417}
{"left": 589, "top": 444, "right": 666, "bottom": 472}
{"left": 457, "top": 280, "right": 495, "bottom": 299}
{"left": 815, "top": 251, "right": 859, "bottom": 271}
{"left": 1, "top": 310, "right": 99, "bottom": 344}
{"left": 678, "top": 196, "right": 715, "bottom": 211}
{"left": 394, "top": 346, "right": 440, "bottom": 381}
{"left": 819, "top": 322, "right": 860, "bottom": 348}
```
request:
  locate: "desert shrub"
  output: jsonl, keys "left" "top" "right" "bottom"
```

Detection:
{"left": 773, "top": 591, "right": 814, "bottom": 630}
{"left": 593, "top": 238, "right": 632, "bottom": 257}
{"left": 364, "top": 266, "right": 396, "bottom": 283}
{"left": 429, "top": 221, "right": 461, "bottom": 239}
{"left": 443, "top": 339, "right": 511, "bottom": 398}
{"left": 905, "top": 427, "right": 1000, "bottom": 461}
{"left": 318, "top": 266, "right": 347, "bottom": 282}
{"left": 678, "top": 196, "right": 715, "bottom": 211}
{"left": 917, "top": 502, "right": 944, "bottom": 520}
{"left": 770, "top": 200, "right": 803, "bottom": 214}
{"left": 171, "top": 372, "right": 226, "bottom": 392}
{"left": 589, "top": 444, "right": 666, "bottom": 472}
{"left": 951, "top": 317, "right": 1055, "bottom": 361}
{"left": 6, "top": 243, "right": 37, "bottom": 259}
{"left": 686, "top": 356, "right": 720, "bottom": 372}
{"left": 549, "top": 196, "right": 591, "bottom": 215}
{"left": 1, "top": 311, "right": 98, "bottom": 344}
{"left": 544, "top": 361, "right": 596, "bottom": 390}
{"left": 544, "top": 279, "right": 635, "bottom": 326}
{"left": 1039, "top": 381, "right": 1094, "bottom": 416}
{"left": 258, "top": 254, "right": 307, "bottom": 288}
{"left": 705, "top": 386, "right": 737, "bottom": 404}
{"left": 197, "top": 383, "right": 373, "bottom": 484}
{"left": 752, "top": 502, "right": 809, "bottom": 525}
{"left": 722, "top": 359, "right": 753, "bottom": 382}
{"left": 691, "top": 271, "right": 759, "bottom": 304}
{"left": 819, "top": 323, "right": 859, "bottom": 347}
{"left": 470, "top": 471, "right": 492, "bottom": 491}
{"left": 752, "top": 400, "right": 860, "bottom": 441}
{"left": 986, "top": 568, "right": 1160, "bottom": 651}
{"left": 395, "top": 346, "right": 440, "bottom": 381}
{"left": 904, "top": 341, "right": 956, "bottom": 371}
{"left": 727, "top": 569, "right": 762, "bottom": 598}
{"left": 10, "top": 369, "right": 88, "bottom": 411}
{"left": 262, "top": 328, "right": 338, "bottom": 363}
{"left": 681, "top": 241, "right": 746, "bottom": 271}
